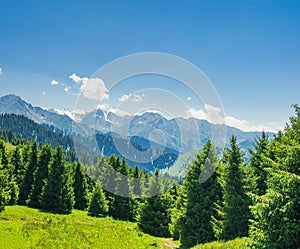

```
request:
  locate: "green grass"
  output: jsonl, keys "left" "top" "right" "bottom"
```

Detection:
{"left": 0, "top": 206, "right": 175, "bottom": 249}
{"left": 192, "top": 237, "right": 251, "bottom": 249}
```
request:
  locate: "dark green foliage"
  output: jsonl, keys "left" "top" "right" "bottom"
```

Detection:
{"left": 249, "top": 132, "right": 270, "bottom": 196}
{"left": 0, "top": 155, "right": 9, "bottom": 212}
{"left": 11, "top": 146, "right": 25, "bottom": 187}
{"left": 29, "top": 144, "right": 52, "bottom": 208}
{"left": 168, "top": 184, "right": 186, "bottom": 241}
{"left": 88, "top": 183, "right": 108, "bottom": 217}
{"left": 41, "top": 147, "right": 74, "bottom": 214}
{"left": 0, "top": 114, "right": 74, "bottom": 151}
{"left": 18, "top": 142, "right": 38, "bottom": 205}
{"left": 250, "top": 105, "right": 300, "bottom": 249}
{"left": 180, "top": 141, "right": 221, "bottom": 248}
{"left": 0, "top": 140, "right": 19, "bottom": 205}
{"left": 73, "top": 162, "right": 89, "bottom": 210}
{"left": 132, "top": 165, "right": 143, "bottom": 196}
{"left": 0, "top": 141, "right": 9, "bottom": 167}
{"left": 110, "top": 158, "right": 134, "bottom": 221}
{"left": 0, "top": 171, "right": 8, "bottom": 212}
{"left": 212, "top": 136, "right": 250, "bottom": 241}
{"left": 250, "top": 169, "right": 300, "bottom": 249}
{"left": 138, "top": 170, "right": 172, "bottom": 237}
{"left": 138, "top": 191, "right": 172, "bottom": 237}
{"left": 6, "top": 175, "right": 19, "bottom": 205}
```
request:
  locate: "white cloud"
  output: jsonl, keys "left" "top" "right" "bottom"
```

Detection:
{"left": 224, "top": 116, "right": 278, "bottom": 132}
{"left": 81, "top": 78, "right": 108, "bottom": 101}
{"left": 185, "top": 104, "right": 278, "bottom": 132}
{"left": 187, "top": 96, "right": 192, "bottom": 101}
{"left": 118, "top": 94, "right": 143, "bottom": 103}
{"left": 50, "top": 79, "right": 59, "bottom": 85}
{"left": 204, "top": 104, "right": 224, "bottom": 124}
{"left": 64, "top": 86, "right": 70, "bottom": 92}
{"left": 69, "top": 73, "right": 109, "bottom": 101}
{"left": 185, "top": 108, "right": 209, "bottom": 120}
{"left": 69, "top": 73, "right": 83, "bottom": 83}
{"left": 109, "top": 108, "right": 130, "bottom": 116}
{"left": 0, "top": 68, "right": 2, "bottom": 75}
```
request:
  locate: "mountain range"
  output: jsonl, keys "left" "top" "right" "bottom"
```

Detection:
{"left": 0, "top": 94, "right": 273, "bottom": 175}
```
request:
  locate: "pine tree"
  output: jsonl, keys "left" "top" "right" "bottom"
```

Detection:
{"left": 11, "top": 146, "right": 25, "bottom": 187}
{"left": 212, "top": 136, "right": 250, "bottom": 241}
{"left": 73, "top": 162, "right": 89, "bottom": 210}
{"left": 180, "top": 141, "right": 221, "bottom": 248}
{"left": 110, "top": 157, "right": 133, "bottom": 220}
{"left": 131, "top": 165, "right": 143, "bottom": 220}
{"left": 250, "top": 105, "right": 300, "bottom": 249}
{"left": 18, "top": 141, "right": 38, "bottom": 205}
{"left": 169, "top": 184, "right": 186, "bottom": 241}
{"left": 28, "top": 144, "right": 52, "bottom": 208}
{"left": 0, "top": 140, "right": 19, "bottom": 205}
{"left": 0, "top": 155, "right": 9, "bottom": 212}
{"left": 138, "top": 170, "right": 172, "bottom": 237}
{"left": 138, "top": 191, "right": 172, "bottom": 237}
{"left": 132, "top": 165, "right": 143, "bottom": 196}
{"left": 6, "top": 175, "right": 19, "bottom": 205}
{"left": 249, "top": 131, "right": 270, "bottom": 196}
{"left": 88, "top": 182, "right": 108, "bottom": 217}
{"left": 41, "top": 146, "right": 74, "bottom": 214}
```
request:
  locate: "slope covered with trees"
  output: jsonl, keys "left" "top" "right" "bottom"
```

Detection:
{"left": 0, "top": 105, "right": 300, "bottom": 249}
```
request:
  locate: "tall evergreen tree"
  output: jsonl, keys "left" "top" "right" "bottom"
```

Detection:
{"left": 169, "top": 184, "right": 186, "bottom": 241}
{"left": 11, "top": 146, "right": 25, "bottom": 187}
{"left": 88, "top": 182, "right": 108, "bottom": 217}
{"left": 0, "top": 140, "right": 19, "bottom": 205}
{"left": 250, "top": 105, "right": 300, "bottom": 249}
{"left": 138, "top": 170, "right": 172, "bottom": 237}
{"left": 138, "top": 191, "right": 173, "bottom": 237}
{"left": 28, "top": 144, "right": 52, "bottom": 208}
{"left": 0, "top": 141, "right": 9, "bottom": 167}
{"left": 180, "top": 141, "right": 221, "bottom": 248}
{"left": 132, "top": 165, "right": 143, "bottom": 196}
{"left": 212, "top": 136, "right": 250, "bottom": 241}
{"left": 18, "top": 141, "right": 38, "bottom": 205}
{"left": 41, "top": 146, "right": 74, "bottom": 214}
{"left": 73, "top": 162, "right": 89, "bottom": 210}
{"left": 110, "top": 157, "right": 133, "bottom": 220}
{"left": 249, "top": 131, "right": 270, "bottom": 196}
{"left": 0, "top": 153, "right": 9, "bottom": 212}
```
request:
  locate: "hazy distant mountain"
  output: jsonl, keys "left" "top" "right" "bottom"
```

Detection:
{"left": 0, "top": 94, "right": 273, "bottom": 154}
{"left": 0, "top": 94, "right": 275, "bottom": 175}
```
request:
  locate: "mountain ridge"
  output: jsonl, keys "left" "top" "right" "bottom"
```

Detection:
{"left": 0, "top": 94, "right": 273, "bottom": 154}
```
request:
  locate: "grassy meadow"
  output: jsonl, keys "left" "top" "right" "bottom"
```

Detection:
{"left": 0, "top": 206, "right": 179, "bottom": 249}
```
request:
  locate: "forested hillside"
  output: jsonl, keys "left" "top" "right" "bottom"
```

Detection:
{"left": 0, "top": 105, "right": 300, "bottom": 248}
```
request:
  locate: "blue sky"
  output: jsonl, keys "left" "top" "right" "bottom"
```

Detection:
{"left": 0, "top": 0, "right": 300, "bottom": 131}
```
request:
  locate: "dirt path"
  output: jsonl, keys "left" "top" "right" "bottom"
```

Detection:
{"left": 163, "top": 238, "right": 179, "bottom": 249}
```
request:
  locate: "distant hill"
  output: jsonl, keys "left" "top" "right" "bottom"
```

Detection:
{"left": 0, "top": 113, "right": 73, "bottom": 149}
{"left": 0, "top": 94, "right": 88, "bottom": 134}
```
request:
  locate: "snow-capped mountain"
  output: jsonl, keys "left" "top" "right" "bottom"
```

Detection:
{"left": 0, "top": 94, "right": 272, "bottom": 153}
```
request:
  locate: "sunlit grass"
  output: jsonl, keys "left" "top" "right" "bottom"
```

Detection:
{"left": 0, "top": 206, "right": 171, "bottom": 249}
{"left": 192, "top": 237, "right": 251, "bottom": 249}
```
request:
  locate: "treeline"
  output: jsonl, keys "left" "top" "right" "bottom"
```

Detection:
{"left": 0, "top": 113, "right": 101, "bottom": 165}
{"left": 162, "top": 105, "right": 300, "bottom": 248}
{"left": 0, "top": 113, "right": 73, "bottom": 149}
{"left": 0, "top": 136, "right": 175, "bottom": 224}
